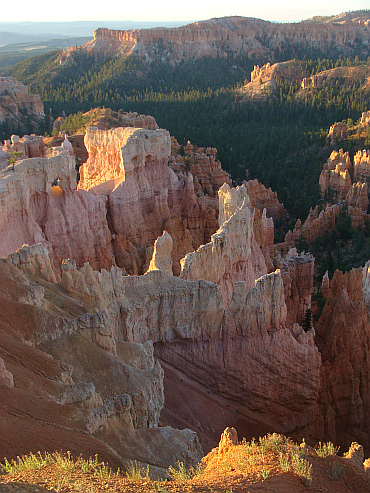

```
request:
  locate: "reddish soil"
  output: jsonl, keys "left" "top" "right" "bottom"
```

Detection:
{"left": 158, "top": 359, "right": 274, "bottom": 454}
{"left": 1, "top": 444, "right": 369, "bottom": 493}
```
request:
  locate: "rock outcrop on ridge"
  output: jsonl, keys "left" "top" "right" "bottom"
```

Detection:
{"left": 180, "top": 182, "right": 269, "bottom": 306}
{"left": 169, "top": 138, "right": 231, "bottom": 198}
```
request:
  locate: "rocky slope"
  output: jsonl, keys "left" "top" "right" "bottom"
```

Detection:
{"left": 0, "top": 257, "right": 202, "bottom": 474}
{"left": 1, "top": 427, "right": 370, "bottom": 492}
{"left": 59, "top": 14, "right": 370, "bottom": 66}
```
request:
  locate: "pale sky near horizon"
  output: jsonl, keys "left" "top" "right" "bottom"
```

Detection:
{"left": 1, "top": 0, "right": 369, "bottom": 23}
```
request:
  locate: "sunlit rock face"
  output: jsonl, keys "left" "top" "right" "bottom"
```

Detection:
{"left": 0, "top": 154, "right": 114, "bottom": 272}
{"left": 180, "top": 183, "right": 268, "bottom": 306}
{"left": 79, "top": 126, "right": 218, "bottom": 276}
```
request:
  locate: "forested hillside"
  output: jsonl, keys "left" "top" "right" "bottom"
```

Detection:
{"left": 2, "top": 20, "right": 370, "bottom": 219}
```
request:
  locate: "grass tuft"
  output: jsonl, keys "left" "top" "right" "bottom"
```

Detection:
{"left": 125, "top": 461, "right": 150, "bottom": 481}
{"left": 1, "top": 451, "right": 114, "bottom": 479}
{"left": 167, "top": 461, "right": 204, "bottom": 481}
{"left": 315, "top": 442, "right": 340, "bottom": 458}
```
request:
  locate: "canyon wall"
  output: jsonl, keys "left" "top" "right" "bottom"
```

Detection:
{"left": 314, "top": 268, "right": 370, "bottom": 451}
{"left": 0, "top": 257, "right": 202, "bottom": 473}
{"left": 43, "top": 247, "right": 321, "bottom": 434}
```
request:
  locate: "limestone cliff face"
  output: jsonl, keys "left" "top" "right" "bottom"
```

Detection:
{"left": 66, "top": 16, "right": 370, "bottom": 65}
{"left": 79, "top": 127, "right": 218, "bottom": 276}
{"left": 315, "top": 268, "right": 370, "bottom": 451}
{"left": 79, "top": 126, "right": 171, "bottom": 191}
{"left": 274, "top": 249, "right": 315, "bottom": 326}
{"left": 180, "top": 183, "right": 268, "bottom": 306}
{"left": 157, "top": 271, "right": 321, "bottom": 432}
{"left": 0, "top": 155, "right": 114, "bottom": 271}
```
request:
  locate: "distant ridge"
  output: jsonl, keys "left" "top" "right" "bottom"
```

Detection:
{"left": 0, "top": 20, "right": 189, "bottom": 40}
{"left": 59, "top": 12, "right": 370, "bottom": 66}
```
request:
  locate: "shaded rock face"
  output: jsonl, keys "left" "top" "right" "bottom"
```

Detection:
{"left": 281, "top": 202, "right": 368, "bottom": 251}
{"left": 274, "top": 249, "right": 315, "bottom": 327}
{"left": 157, "top": 271, "right": 321, "bottom": 432}
{"left": 0, "top": 258, "right": 203, "bottom": 473}
{"left": 5, "top": 243, "right": 60, "bottom": 283}
{"left": 7, "top": 238, "right": 321, "bottom": 439}
{"left": 1, "top": 134, "right": 46, "bottom": 170}
{"left": 79, "top": 127, "right": 218, "bottom": 276}
{"left": 243, "top": 179, "right": 286, "bottom": 220}
{"left": 314, "top": 268, "right": 370, "bottom": 452}
{"left": 56, "top": 250, "right": 321, "bottom": 433}
{"left": 169, "top": 137, "right": 231, "bottom": 198}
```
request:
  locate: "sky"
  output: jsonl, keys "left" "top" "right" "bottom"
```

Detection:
{"left": 1, "top": 0, "right": 369, "bottom": 24}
